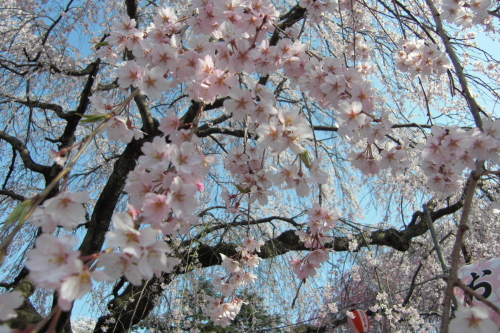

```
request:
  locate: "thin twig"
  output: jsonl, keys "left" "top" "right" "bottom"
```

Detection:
{"left": 424, "top": 202, "right": 458, "bottom": 309}
{"left": 439, "top": 164, "right": 483, "bottom": 333}
{"left": 455, "top": 279, "right": 500, "bottom": 315}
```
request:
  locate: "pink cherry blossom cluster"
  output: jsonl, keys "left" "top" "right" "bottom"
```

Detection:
{"left": 299, "top": 57, "right": 374, "bottom": 111}
{"left": 99, "top": 211, "right": 180, "bottom": 286}
{"left": 23, "top": 112, "right": 208, "bottom": 312}
{"left": 298, "top": 0, "right": 335, "bottom": 24}
{"left": 89, "top": 95, "right": 145, "bottom": 144}
{"left": 222, "top": 144, "right": 274, "bottom": 206}
{"left": 270, "top": 162, "right": 316, "bottom": 198}
{"left": 102, "top": 116, "right": 209, "bottom": 282}
{"left": 255, "top": 104, "right": 313, "bottom": 154}
{"left": 440, "top": 0, "right": 492, "bottom": 28}
{"left": 99, "top": 0, "right": 280, "bottom": 104}
{"left": 394, "top": 39, "right": 452, "bottom": 78}
{"left": 222, "top": 144, "right": 328, "bottom": 212}
{"left": 337, "top": 0, "right": 370, "bottom": 31}
{"left": 291, "top": 204, "right": 338, "bottom": 280}
{"left": 420, "top": 120, "right": 500, "bottom": 194}
{"left": 449, "top": 306, "right": 498, "bottom": 333}
{"left": 123, "top": 115, "right": 207, "bottom": 233}
{"left": 205, "top": 297, "right": 244, "bottom": 328}
{"left": 0, "top": 291, "right": 23, "bottom": 322}
{"left": 85, "top": 112, "right": 236, "bottom": 316}
{"left": 298, "top": 56, "right": 410, "bottom": 176}
{"left": 22, "top": 167, "right": 107, "bottom": 311}
{"left": 29, "top": 191, "right": 90, "bottom": 233}
{"left": 205, "top": 236, "right": 263, "bottom": 326}
{"left": 219, "top": 80, "right": 329, "bottom": 207}
{"left": 343, "top": 35, "right": 372, "bottom": 62}
{"left": 348, "top": 139, "right": 410, "bottom": 176}
{"left": 94, "top": 0, "right": 410, "bottom": 185}
{"left": 220, "top": 77, "right": 314, "bottom": 153}
{"left": 25, "top": 234, "right": 96, "bottom": 311}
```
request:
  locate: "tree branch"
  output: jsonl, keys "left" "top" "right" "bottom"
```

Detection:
{"left": 0, "top": 189, "right": 25, "bottom": 202}
{"left": 0, "top": 131, "right": 51, "bottom": 176}
{"left": 6, "top": 98, "right": 72, "bottom": 120}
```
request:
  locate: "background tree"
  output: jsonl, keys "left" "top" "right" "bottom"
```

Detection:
{"left": 0, "top": 0, "right": 499, "bottom": 332}
{"left": 73, "top": 279, "right": 282, "bottom": 332}
{"left": 133, "top": 279, "right": 283, "bottom": 332}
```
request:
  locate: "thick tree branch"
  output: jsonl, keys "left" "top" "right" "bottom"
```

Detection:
{"left": 90, "top": 192, "right": 465, "bottom": 333}
{"left": 180, "top": 98, "right": 227, "bottom": 126}
{"left": 78, "top": 138, "right": 147, "bottom": 257}
{"left": 1, "top": 276, "right": 43, "bottom": 330}
{"left": 93, "top": 271, "right": 176, "bottom": 333}
{"left": 197, "top": 114, "right": 232, "bottom": 131}
{"left": 46, "top": 61, "right": 100, "bottom": 77}
{"left": 57, "top": 58, "right": 102, "bottom": 149}
{"left": 5, "top": 98, "right": 72, "bottom": 120}
{"left": 197, "top": 123, "right": 432, "bottom": 139}
{"left": 197, "top": 127, "right": 249, "bottom": 138}
{"left": 313, "top": 123, "right": 432, "bottom": 132}
{"left": 0, "top": 131, "right": 51, "bottom": 176}
{"left": 194, "top": 198, "right": 465, "bottom": 267}
{"left": 0, "top": 189, "right": 25, "bottom": 202}
{"left": 95, "top": 80, "right": 119, "bottom": 92}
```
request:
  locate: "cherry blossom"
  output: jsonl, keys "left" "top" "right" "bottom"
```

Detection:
{"left": 58, "top": 261, "right": 94, "bottom": 311}
{"left": 158, "top": 113, "right": 180, "bottom": 135}
{"left": 3, "top": 0, "right": 500, "bottom": 331}
{"left": 449, "top": 306, "right": 498, "bottom": 333}
{"left": 25, "top": 234, "right": 82, "bottom": 289}
{"left": 138, "top": 66, "right": 169, "bottom": 100}
{"left": 117, "top": 61, "right": 143, "bottom": 88}
{"left": 0, "top": 291, "right": 23, "bottom": 321}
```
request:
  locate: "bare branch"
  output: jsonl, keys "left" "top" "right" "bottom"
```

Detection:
{"left": 0, "top": 189, "right": 25, "bottom": 202}
{"left": 0, "top": 131, "right": 50, "bottom": 176}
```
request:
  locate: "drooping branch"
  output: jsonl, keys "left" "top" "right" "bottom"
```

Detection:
{"left": 424, "top": 0, "right": 483, "bottom": 130}
{"left": 183, "top": 215, "right": 301, "bottom": 247}
{"left": 180, "top": 98, "right": 227, "bottom": 126}
{"left": 29, "top": 0, "right": 76, "bottom": 63}
{"left": 197, "top": 113, "right": 232, "bottom": 131}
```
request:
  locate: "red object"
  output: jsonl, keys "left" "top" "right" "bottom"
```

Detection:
{"left": 347, "top": 309, "right": 370, "bottom": 333}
